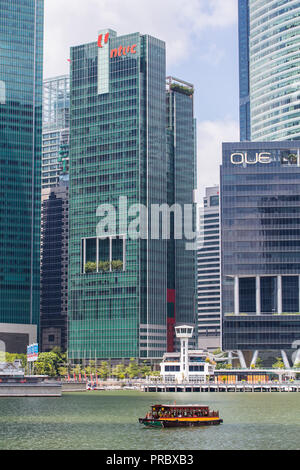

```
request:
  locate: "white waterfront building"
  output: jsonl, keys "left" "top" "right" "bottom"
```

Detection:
{"left": 160, "top": 325, "right": 215, "bottom": 383}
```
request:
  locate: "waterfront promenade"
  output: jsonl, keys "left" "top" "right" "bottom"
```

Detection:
{"left": 61, "top": 379, "right": 300, "bottom": 393}
{"left": 142, "top": 382, "right": 300, "bottom": 393}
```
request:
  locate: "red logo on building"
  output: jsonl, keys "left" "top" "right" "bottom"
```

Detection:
{"left": 98, "top": 33, "right": 110, "bottom": 48}
{"left": 98, "top": 33, "right": 137, "bottom": 58}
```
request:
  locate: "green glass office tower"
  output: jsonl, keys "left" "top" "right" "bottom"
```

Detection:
{"left": 0, "top": 0, "right": 44, "bottom": 352}
{"left": 68, "top": 31, "right": 196, "bottom": 361}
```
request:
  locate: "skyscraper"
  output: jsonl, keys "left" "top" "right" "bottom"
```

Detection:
{"left": 40, "top": 179, "right": 69, "bottom": 352}
{"left": 221, "top": 141, "right": 300, "bottom": 367}
{"left": 0, "top": 0, "right": 44, "bottom": 353}
{"left": 42, "top": 75, "right": 70, "bottom": 189}
{"left": 197, "top": 186, "right": 221, "bottom": 352}
{"left": 166, "top": 77, "right": 197, "bottom": 352}
{"left": 68, "top": 30, "right": 196, "bottom": 362}
{"left": 239, "top": 0, "right": 300, "bottom": 141}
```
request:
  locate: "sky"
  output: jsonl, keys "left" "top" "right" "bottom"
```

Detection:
{"left": 44, "top": 0, "right": 240, "bottom": 201}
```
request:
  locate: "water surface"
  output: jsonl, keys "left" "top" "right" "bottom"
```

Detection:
{"left": 0, "top": 392, "right": 299, "bottom": 450}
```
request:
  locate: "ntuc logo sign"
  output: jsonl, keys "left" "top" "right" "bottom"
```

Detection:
{"left": 231, "top": 152, "right": 272, "bottom": 165}
{"left": 98, "top": 33, "right": 137, "bottom": 58}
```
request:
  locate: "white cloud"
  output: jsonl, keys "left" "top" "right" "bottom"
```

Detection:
{"left": 44, "top": 0, "right": 237, "bottom": 78}
{"left": 196, "top": 118, "right": 239, "bottom": 202}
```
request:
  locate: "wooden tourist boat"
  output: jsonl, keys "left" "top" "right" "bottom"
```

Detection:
{"left": 139, "top": 404, "right": 223, "bottom": 428}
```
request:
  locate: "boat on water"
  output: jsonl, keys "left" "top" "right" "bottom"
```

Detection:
{"left": 139, "top": 404, "right": 223, "bottom": 428}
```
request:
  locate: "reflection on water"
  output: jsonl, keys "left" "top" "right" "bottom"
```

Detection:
{"left": 0, "top": 392, "right": 299, "bottom": 450}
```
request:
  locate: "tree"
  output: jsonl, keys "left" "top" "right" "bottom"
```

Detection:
{"left": 112, "top": 363, "right": 126, "bottom": 380}
{"left": 225, "top": 363, "right": 233, "bottom": 370}
{"left": 139, "top": 361, "right": 152, "bottom": 378}
{"left": 293, "top": 363, "right": 300, "bottom": 369}
{"left": 98, "top": 361, "right": 110, "bottom": 380}
{"left": 125, "top": 358, "right": 140, "bottom": 379}
{"left": 255, "top": 357, "right": 264, "bottom": 369}
{"left": 34, "top": 352, "right": 57, "bottom": 376}
{"left": 5, "top": 353, "right": 27, "bottom": 368}
{"left": 272, "top": 358, "right": 284, "bottom": 369}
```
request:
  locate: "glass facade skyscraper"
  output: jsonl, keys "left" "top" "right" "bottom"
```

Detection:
{"left": 239, "top": 0, "right": 300, "bottom": 142}
{"left": 197, "top": 186, "right": 221, "bottom": 352}
{"left": 0, "top": 0, "right": 44, "bottom": 352}
{"left": 42, "top": 75, "right": 70, "bottom": 189}
{"left": 239, "top": 0, "right": 251, "bottom": 142}
{"left": 68, "top": 31, "right": 196, "bottom": 361}
{"left": 221, "top": 141, "right": 300, "bottom": 366}
{"left": 166, "top": 77, "right": 197, "bottom": 352}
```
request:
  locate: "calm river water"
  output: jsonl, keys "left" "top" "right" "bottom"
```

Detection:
{"left": 0, "top": 391, "right": 299, "bottom": 450}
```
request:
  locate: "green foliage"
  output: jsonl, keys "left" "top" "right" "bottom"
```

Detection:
{"left": 139, "top": 361, "right": 152, "bottom": 378}
{"left": 125, "top": 358, "right": 140, "bottom": 379}
{"left": 170, "top": 83, "right": 194, "bottom": 96}
{"left": 225, "top": 363, "right": 233, "bottom": 370}
{"left": 215, "top": 362, "right": 225, "bottom": 370}
{"left": 111, "top": 260, "right": 123, "bottom": 272}
{"left": 112, "top": 363, "right": 126, "bottom": 380}
{"left": 34, "top": 349, "right": 67, "bottom": 377}
{"left": 98, "top": 261, "right": 110, "bottom": 272}
{"left": 85, "top": 262, "right": 97, "bottom": 273}
{"left": 255, "top": 357, "right": 264, "bottom": 369}
{"left": 213, "top": 349, "right": 222, "bottom": 356}
{"left": 293, "top": 363, "right": 300, "bottom": 369}
{"left": 5, "top": 353, "right": 27, "bottom": 368}
{"left": 272, "top": 358, "right": 285, "bottom": 369}
{"left": 98, "top": 361, "right": 110, "bottom": 380}
{"left": 150, "top": 371, "right": 161, "bottom": 377}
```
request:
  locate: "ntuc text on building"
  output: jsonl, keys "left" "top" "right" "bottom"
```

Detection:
{"left": 68, "top": 30, "right": 196, "bottom": 361}
{"left": 221, "top": 141, "right": 300, "bottom": 367}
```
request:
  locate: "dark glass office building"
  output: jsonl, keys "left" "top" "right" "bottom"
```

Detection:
{"left": 68, "top": 30, "right": 196, "bottom": 361}
{"left": 0, "top": 0, "right": 44, "bottom": 352}
{"left": 221, "top": 141, "right": 300, "bottom": 366}
{"left": 41, "top": 178, "right": 69, "bottom": 352}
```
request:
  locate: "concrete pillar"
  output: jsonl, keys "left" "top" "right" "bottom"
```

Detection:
{"left": 256, "top": 276, "right": 261, "bottom": 315}
{"left": 234, "top": 276, "right": 239, "bottom": 316}
{"left": 238, "top": 350, "right": 247, "bottom": 369}
{"left": 277, "top": 276, "right": 282, "bottom": 315}
{"left": 251, "top": 350, "right": 259, "bottom": 367}
{"left": 281, "top": 350, "right": 290, "bottom": 370}
{"left": 293, "top": 348, "right": 300, "bottom": 367}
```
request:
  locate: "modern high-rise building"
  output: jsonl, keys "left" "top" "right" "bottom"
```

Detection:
{"left": 221, "top": 141, "right": 300, "bottom": 367}
{"left": 197, "top": 186, "right": 221, "bottom": 352}
{"left": 40, "top": 179, "right": 69, "bottom": 352}
{"left": 166, "top": 76, "right": 197, "bottom": 352}
{"left": 239, "top": 0, "right": 300, "bottom": 142}
{"left": 41, "top": 75, "right": 70, "bottom": 352}
{"left": 0, "top": 0, "right": 44, "bottom": 353}
{"left": 68, "top": 30, "right": 196, "bottom": 361}
{"left": 42, "top": 76, "right": 70, "bottom": 189}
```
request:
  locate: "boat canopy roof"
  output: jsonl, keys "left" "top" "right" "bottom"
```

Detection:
{"left": 152, "top": 405, "right": 209, "bottom": 409}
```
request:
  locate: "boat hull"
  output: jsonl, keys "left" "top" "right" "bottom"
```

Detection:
{"left": 139, "top": 418, "right": 223, "bottom": 428}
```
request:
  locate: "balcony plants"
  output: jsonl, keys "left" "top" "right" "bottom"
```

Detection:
{"left": 85, "top": 262, "right": 97, "bottom": 273}
{"left": 111, "top": 260, "right": 124, "bottom": 272}
{"left": 98, "top": 261, "right": 110, "bottom": 273}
